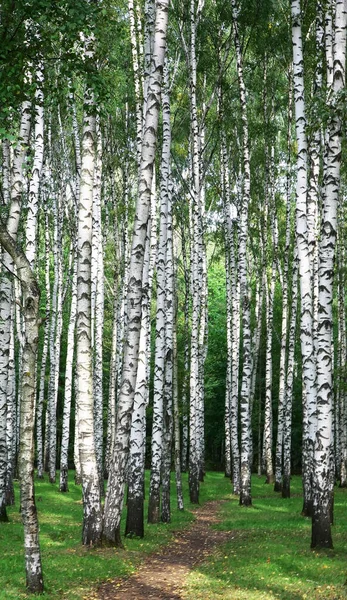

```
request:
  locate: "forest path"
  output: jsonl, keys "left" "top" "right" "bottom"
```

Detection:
{"left": 89, "top": 499, "right": 233, "bottom": 600}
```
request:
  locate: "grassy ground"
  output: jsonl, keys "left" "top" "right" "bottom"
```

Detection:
{"left": 0, "top": 470, "right": 228, "bottom": 600}
{"left": 184, "top": 476, "right": 347, "bottom": 600}
{"left": 1, "top": 472, "right": 346, "bottom": 599}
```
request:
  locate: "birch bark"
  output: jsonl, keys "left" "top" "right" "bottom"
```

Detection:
{"left": 59, "top": 252, "right": 77, "bottom": 492}
{"left": 92, "top": 121, "right": 104, "bottom": 493}
{"left": 222, "top": 130, "right": 240, "bottom": 492}
{"left": 161, "top": 102, "right": 174, "bottom": 521}
{"left": 283, "top": 254, "right": 298, "bottom": 498}
{"left": 337, "top": 220, "right": 347, "bottom": 487}
{"left": 291, "top": 0, "right": 316, "bottom": 518}
{"left": 275, "top": 75, "right": 293, "bottom": 492}
{"left": 148, "top": 134, "right": 169, "bottom": 524}
{"left": 0, "top": 101, "right": 31, "bottom": 522}
{"left": 231, "top": 0, "right": 253, "bottom": 507}
{"left": 311, "top": 0, "right": 347, "bottom": 549}
{"left": 26, "top": 63, "right": 44, "bottom": 270}
{"left": 103, "top": 0, "right": 169, "bottom": 545}
{"left": 5, "top": 302, "right": 16, "bottom": 505}
{"left": 0, "top": 224, "right": 44, "bottom": 593}
{"left": 46, "top": 191, "right": 63, "bottom": 484}
{"left": 126, "top": 185, "right": 156, "bottom": 536}
{"left": 76, "top": 78, "right": 103, "bottom": 545}
{"left": 36, "top": 211, "right": 50, "bottom": 480}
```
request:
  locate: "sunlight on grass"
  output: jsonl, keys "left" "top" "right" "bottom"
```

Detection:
{"left": 2, "top": 472, "right": 347, "bottom": 600}
{"left": 0, "top": 470, "right": 197, "bottom": 600}
{"left": 184, "top": 475, "right": 347, "bottom": 600}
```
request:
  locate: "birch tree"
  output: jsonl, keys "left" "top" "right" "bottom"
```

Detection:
{"left": 311, "top": 0, "right": 347, "bottom": 549}
{"left": 0, "top": 223, "right": 44, "bottom": 592}
{"left": 291, "top": 0, "right": 316, "bottom": 518}
{"left": 76, "top": 47, "right": 103, "bottom": 543}
{"left": 126, "top": 184, "right": 156, "bottom": 536}
{"left": 231, "top": 0, "right": 253, "bottom": 507}
{"left": 59, "top": 251, "right": 77, "bottom": 493}
{"left": 103, "top": 0, "right": 169, "bottom": 546}
{"left": 0, "top": 102, "right": 31, "bottom": 522}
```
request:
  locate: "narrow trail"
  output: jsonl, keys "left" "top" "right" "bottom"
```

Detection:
{"left": 90, "top": 500, "right": 233, "bottom": 600}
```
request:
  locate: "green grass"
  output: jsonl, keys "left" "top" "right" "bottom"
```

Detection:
{"left": 184, "top": 476, "right": 347, "bottom": 600}
{"left": 2, "top": 472, "right": 347, "bottom": 599}
{"left": 0, "top": 470, "right": 229, "bottom": 600}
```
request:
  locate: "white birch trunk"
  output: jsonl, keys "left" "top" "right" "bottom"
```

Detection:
{"left": 0, "top": 220, "right": 44, "bottom": 593}
{"left": 1, "top": 139, "right": 11, "bottom": 205}
{"left": 36, "top": 211, "right": 50, "bottom": 480}
{"left": 337, "top": 222, "right": 347, "bottom": 487}
{"left": 161, "top": 113, "right": 174, "bottom": 521}
{"left": 173, "top": 306, "right": 184, "bottom": 511}
{"left": 92, "top": 121, "right": 104, "bottom": 493}
{"left": 231, "top": 0, "right": 253, "bottom": 506}
{"left": 128, "top": 0, "right": 144, "bottom": 167}
{"left": 224, "top": 247, "right": 232, "bottom": 480}
{"left": 26, "top": 63, "right": 44, "bottom": 270}
{"left": 126, "top": 183, "right": 156, "bottom": 537}
{"left": 148, "top": 59, "right": 173, "bottom": 523}
{"left": 187, "top": 0, "right": 207, "bottom": 504}
{"left": 5, "top": 302, "right": 16, "bottom": 505}
{"left": 291, "top": 0, "right": 316, "bottom": 517}
{"left": 103, "top": 0, "right": 169, "bottom": 545}
{"left": 180, "top": 219, "right": 190, "bottom": 473}
{"left": 76, "top": 76, "right": 102, "bottom": 545}
{"left": 59, "top": 253, "right": 77, "bottom": 492}
{"left": 311, "top": 0, "right": 347, "bottom": 549}
{"left": 148, "top": 165, "right": 168, "bottom": 522}
{"left": 47, "top": 191, "right": 63, "bottom": 484}
{"left": 275, "top": 75, "right": 293, "bottom": 492}
{"left": 222, "top": 130, "right": 240, "bottom": 492}
{"left": 0, "top": 101, "right": 31, "bottom": 522}
{"left": 264, "top": 264, "right": 275, "bottom": 485}
{"left": 282, "top": 254, "right": 298, "bottom": 498}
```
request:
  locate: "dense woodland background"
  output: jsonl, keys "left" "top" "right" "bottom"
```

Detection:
{"left": 0, "top": 0, "right": 346, "bottom": 592}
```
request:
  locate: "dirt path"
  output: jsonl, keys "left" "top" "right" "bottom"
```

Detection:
{"left": 92, "top": 500, "right": 233, "bottom": 600}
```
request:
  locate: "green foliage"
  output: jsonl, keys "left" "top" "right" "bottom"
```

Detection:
{"left": 204, "top": 258, "right": 227, "bottom": 469}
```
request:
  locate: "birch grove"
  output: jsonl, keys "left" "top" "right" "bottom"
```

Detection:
{"left": 1, "top": 1, "right": 347, "bottom": 591}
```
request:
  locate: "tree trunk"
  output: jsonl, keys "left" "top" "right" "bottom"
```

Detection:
{"left": 291, "top": 0, "right": 316, "bottom": 518}
{"left": 311, "top": 0, "right": 347, "bottom": 549}
{"left": 103, "top": 0, "right": 169, "bottom": 545}
{"left": 36, "top": 211, "right": 50, "bottom": 480}
{"left": 282, "top": 255, "right": 298, "bottom": 498}
{"left": 92, "top": 120, "right": 104, "bottom": 495}
{"left": 76, "top": 76, "right": 103, "bottom": 546}
{"left": 46, "top": 190, "right": 63, "bottom": 484}
{"left": 0, "top": 224, "right": 44, "bottom": 592}
{"left": 275, "top": 73, "right": 293, "bottom": 493}
{"left": 161, "top": 85, "right": 174, "bottom": 521}
{"left": 126, "top": 185, "right": 156, "bottom": 536}
{"left": 59, "top": 253, "right": 77, "bottom": 493}
{"left": 231, "top": 0, "right": 253, "bottom": 507}
{"left": 0, "top": 101, "right": 31, "bottom": 522}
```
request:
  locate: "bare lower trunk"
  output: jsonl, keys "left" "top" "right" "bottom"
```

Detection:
{"left": 59, "top": 254, "right": 77, "bottom": 493}
{"left": 0, "top": 225, "right": 44, "bottom": 592}
{"left": 311, "top": 0, "right": 346, "bottom": 549}
{"left": 76, "top": 74, "right": 103, "bottom": 545}
{"left": 291, "top": 0, "right": 316, "bottom": 518}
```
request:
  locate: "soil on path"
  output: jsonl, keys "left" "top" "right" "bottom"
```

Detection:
{"left": 92, "top": 500, "right": 233, "bottom": 600}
